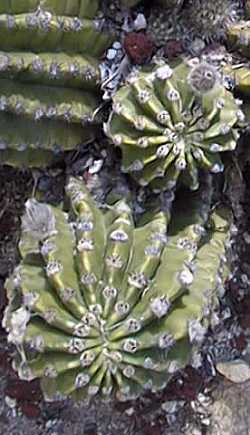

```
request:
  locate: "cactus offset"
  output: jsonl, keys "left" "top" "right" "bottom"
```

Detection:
{"left": 3, "top": 177, "right": 230, "bottom": 401}
{"left": 106, "top": 59, "right": 241, "bottom": 191}
{"left": 0, "top": 1, "right": 113, "bottom": 167}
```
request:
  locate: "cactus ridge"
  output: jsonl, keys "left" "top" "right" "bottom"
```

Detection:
{"left": 0, "top": 0, "right": 99, "bottom": 19}
{"left": 106, "top": 59, "right": 241, "bottom": 191}
{"left": 3, "top": 178, "right": 230, "bottom": 401}
{"left": 0, "top": 1, "right": 113, "bottom": 167}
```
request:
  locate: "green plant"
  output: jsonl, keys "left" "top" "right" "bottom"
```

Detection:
{"left": 106, "top": 59, "right": 241, "bottom": 191}
{"left": 227, "top": 21, "right": 250, "bottom": 58}
{"left": 0, "top": 0, "right": 113, "bottom": 167}
{"left": 3, "top": 177, "right": 230, "bottom": 401}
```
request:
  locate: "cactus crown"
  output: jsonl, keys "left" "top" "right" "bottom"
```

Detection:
{"left": 106, "top": 59, "right": 241, "bottom": 192}
{"left": 0, "top": 0, "right": 113, "bottom": 167}
{"left": 3, "top": 177, "right": 230, "bottom": 401}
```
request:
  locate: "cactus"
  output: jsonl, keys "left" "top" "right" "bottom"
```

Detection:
{"left": 223, "top": 64, "right": 250, "bottom": 97}
{"left": 0, "top": 1, "right": 113, "bottom": 167}
{"left": 3, "top": 177, "right": 230, "bottom": 401}
{"left": 182, "top": 0, "right": 243, "bottom": 42}
{"left": 227, "top": 21, "right": 250, "bottom": 58}
{"left": 106, "top": 59, "right": 241, "bottom": 192}
{"left": 157, "top": 0, "right": 184, "bottom": 8}
{"left": 120, "top": 0, "right": 183, "bottom": 6}
{"left": 121, "top": 0, "right": 141, "bottom": 6}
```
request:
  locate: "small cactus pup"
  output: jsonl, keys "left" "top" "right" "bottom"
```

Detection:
{"left": 0, "top": 0, "right": 113, "bottom": 167}
{"left": 3, "top": 177, "right": 230, "bottom": 401}
{"left": 106, "top": 59, "right": 241, "bottom": 192}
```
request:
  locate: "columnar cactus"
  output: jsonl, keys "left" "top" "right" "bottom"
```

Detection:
{"left": 3, "top": 177, "right": 230, "bottom": 401}
{"left": 106, "top": 59, "right": 242, "bottom": 191}
{"left": 0, "top": 0, "right": 113, "bottom": 167}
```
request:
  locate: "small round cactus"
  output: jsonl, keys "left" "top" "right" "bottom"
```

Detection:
{"left": 3, "top": 177, "right": 230, "bottom": 401}
{"left": 106, "top": 59, "right": 241, "bottom": 191}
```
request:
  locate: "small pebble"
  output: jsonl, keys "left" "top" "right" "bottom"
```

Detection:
{"left": 134, "top": 13, "right": 147, "bottom": 30}
{"left": 216, "top": 359, "right": 250, "bottom": 383}
{"left": 107, "top": 49, "right": 117, "bottom": 60}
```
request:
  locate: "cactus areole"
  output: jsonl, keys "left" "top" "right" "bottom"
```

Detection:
{"left": 3, "top": 178, "right": 230, "bottom": 401}
{"left": 106, "top": 59, "right": 241, "bottom": 191}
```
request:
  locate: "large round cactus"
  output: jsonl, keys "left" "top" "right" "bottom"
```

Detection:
{"left": 3, "top": 177, "right": 230, "bottom": 401}
{"left": 106, "top": 59, "right": 242, "bottom": 191}
{"left": 0, "top": 0, "right": 113, "bottom": 167}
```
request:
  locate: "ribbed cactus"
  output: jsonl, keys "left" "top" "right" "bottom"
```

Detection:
{"left": 3, "top": 177, "right": 230, "bottom": 401}
{"left": 227, "top": 21, "right": 250, "bottom": 58}
{"left": 223, "top": 64, "right": 250, "bottom": 97}
{"left": 121, "top": 0, "right": 183, "bottom": 6}
{"left": 182, "top": 0, "right": 243, "bottom": 42}
{"left": 0, "top": 0, "right": 113, "bottom": 167}
{"left": 106, "top": 59, "right": 241, "bottom": 191}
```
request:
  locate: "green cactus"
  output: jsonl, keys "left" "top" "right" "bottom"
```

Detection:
{"left": 223, "top": 64, "right": 250, "bottom": 97}
{"left": 227, "top": 21, "right": 250, "bottom": 58}
{"left": 106, "top": 59, "right": 241, "bottom": 192}
{"left": 0, "top": 0, "right": 113, "bottom": 167}
{"left": 3, "top": 177, "right": 230, "bottom": 401}
{"left": 0, "top": 1, "right": 99, "bottom": 18}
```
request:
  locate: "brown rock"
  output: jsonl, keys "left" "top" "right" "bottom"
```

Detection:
{"left": 20, "top": 402, "right": 41, "bottom": 419}
{"left": 124, "top": 32, "right": 155, "bottom": 65}
{"left": 5, "top": 379, "right": 42, "bottom": 402}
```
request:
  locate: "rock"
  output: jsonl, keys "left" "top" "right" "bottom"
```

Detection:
{"left": 163, "top": 39, "right": 183, "bottom": 60}
{"left": 209, "top": 380, "right": 250, "bottom": 434}
{"left": 20, "top": 402, "right": 41, "bottom": 419}
{"left": 123, "top": 32, "right": 155, "bottom": 64}
{"left": 5, "top": 379, "right": 42, "bottom": 402}
{"left": 216, "top": 359, "right": 250, "bottom": 383}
